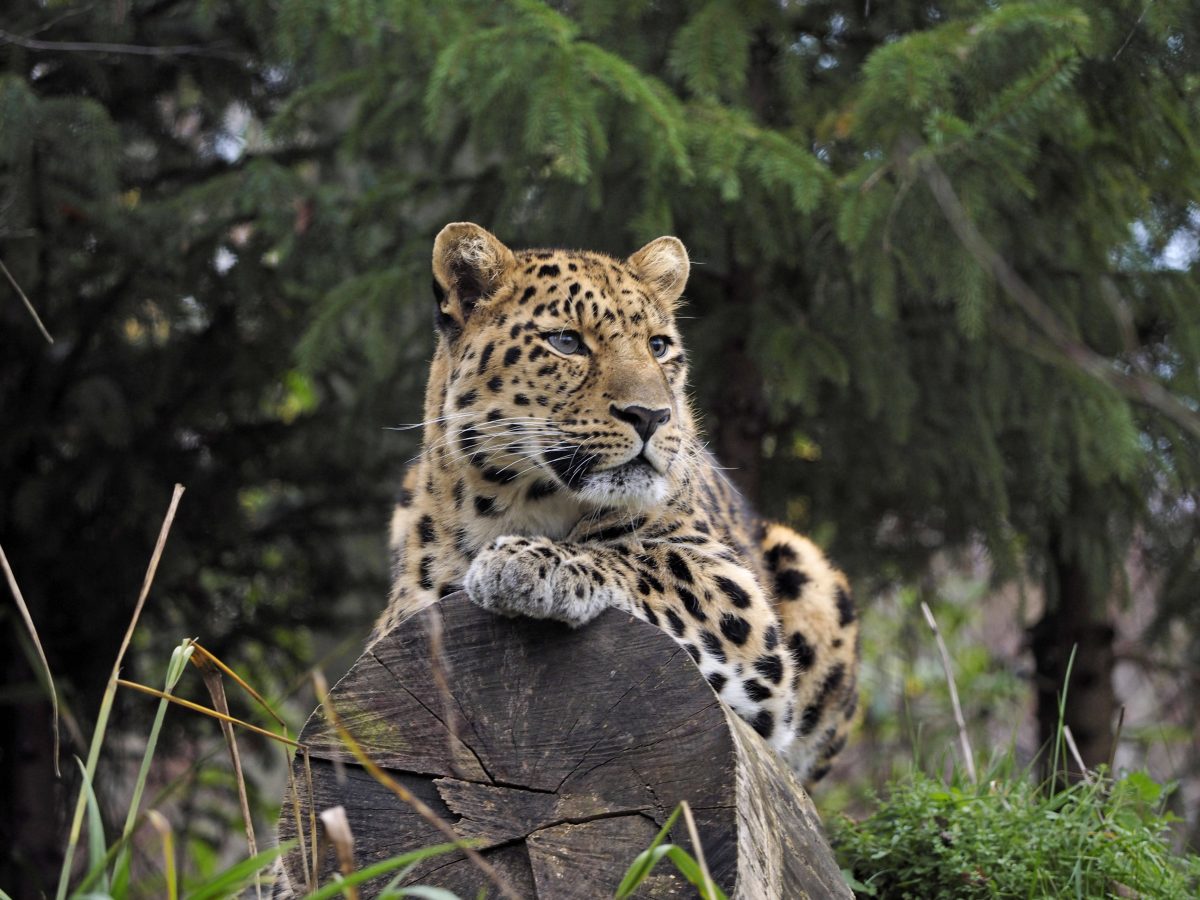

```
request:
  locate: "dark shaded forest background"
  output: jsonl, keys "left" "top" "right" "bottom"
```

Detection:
{"left": 2, "top": 0, "right": 1198, "bottom": 893}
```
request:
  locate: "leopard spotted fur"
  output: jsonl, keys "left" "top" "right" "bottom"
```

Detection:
{"left": 372, "top": 223, "right": 859, "bottom": 782}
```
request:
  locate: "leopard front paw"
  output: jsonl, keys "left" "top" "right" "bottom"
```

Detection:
{"left": 464, "top": 536, "right": 610, "bottom": 627}
{"left": 465, "top": 536, "right": 557, "bottom": 619}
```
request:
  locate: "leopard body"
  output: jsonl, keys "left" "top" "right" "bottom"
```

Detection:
{"left": 373, "top": 223, "right": 859, "bottom": 782}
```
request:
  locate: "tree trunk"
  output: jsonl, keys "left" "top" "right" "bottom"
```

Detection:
{"left": 1031, "top": 535, "right": 1117, "bottom": 776}
{"left": 275, "top": 594, "right": 849, "bottom": 899}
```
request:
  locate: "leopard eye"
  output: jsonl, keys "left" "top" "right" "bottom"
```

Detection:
{"left": 649, "top": 335, "right": 670, "bottom": 358}
{"left": 546, "top": 330, "right": 585, "bottom": 356}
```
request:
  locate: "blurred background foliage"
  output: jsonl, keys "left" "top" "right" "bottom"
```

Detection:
{"left": 2, "top": 0, "right": 1198, "bottom": 893}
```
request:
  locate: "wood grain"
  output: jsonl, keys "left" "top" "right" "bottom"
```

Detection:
{"left": 277, "top": 593, "right": 849, "bottom": 899}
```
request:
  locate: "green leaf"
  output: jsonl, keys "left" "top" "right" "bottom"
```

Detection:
{"left": 380, "top": 886, "right": 463, "bottom": 900}
{"left": 301, "top": 844, "right": 463, "bottom": 900}
{"left": 185, "top": 842, "right": 292, "bottom": 900}
{"left": 613, "top": 805, "right": 681, "bottom": 899}
{"left": 1119, "top": 771, "right": 1164, "bottom": 806}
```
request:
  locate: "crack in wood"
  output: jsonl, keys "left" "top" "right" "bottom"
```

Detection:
{"left": 278, "top": 596, "right": 850, "bottom": 898}
{"left": 371, "top": 650, "right": 496, "bottom": 784}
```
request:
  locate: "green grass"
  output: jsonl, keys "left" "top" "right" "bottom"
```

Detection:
{"left": 833, "top": 758, "right": 1200, "bottom": 898}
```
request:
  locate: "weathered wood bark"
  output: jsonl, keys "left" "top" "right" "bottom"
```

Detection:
{"left": 277, "top": 593, "right": 849, "bottom": 899}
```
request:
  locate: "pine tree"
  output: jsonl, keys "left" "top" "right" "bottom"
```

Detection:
{"left": 3, "top": 0, "right": 1199, "bottom": 886}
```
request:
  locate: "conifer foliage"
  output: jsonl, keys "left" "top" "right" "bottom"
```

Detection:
{"left": 2, "top": 0, "right": 1199, "bottom": 888}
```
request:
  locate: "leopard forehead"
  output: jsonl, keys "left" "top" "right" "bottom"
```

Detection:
{"left": 487, "top": 247, "right": 678, "bottom": 338}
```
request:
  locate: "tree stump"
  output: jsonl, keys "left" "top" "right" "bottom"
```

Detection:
{"left": 277, "top": 593, "right": 850, "bottom": 899}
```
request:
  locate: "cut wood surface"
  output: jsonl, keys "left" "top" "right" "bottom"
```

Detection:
{"left": 277, "top": 593, "right": 850, "bottom": 899}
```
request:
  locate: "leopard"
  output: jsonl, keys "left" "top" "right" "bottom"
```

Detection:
{"left": 372, "top": 222, "right": 859, "bottom": 783}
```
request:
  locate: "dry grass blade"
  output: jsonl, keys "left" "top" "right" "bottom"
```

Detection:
{"left": 1109, "top": 705, "right": 1126, "bottom": 773}
{"left": 191, "top": 642, "right": 289, "bottom": 729}
{"left": 303, "top": 750, "right": 318, "bottom": 890}
{"left": 0, "top": 255, "right": 54, "bottom": 343}
{"left": 116, "top": 679, "right": 303, "bottom": 747}
{"left": 920, "top": 601, "right": 977, "bottom": 784}
{"left": 56, "top": 484, "right": 185, "bottom": 900}
{"left": 318, "top": 806, "right": 358, "bottom": 899}
{"left": 194, "top": 655, "right": 262, "bottom": 900}
{"left": 422, "top": 605, "right": 465, "bottom": 777}
{"left": 190, "top": 642, "right": 314, "bottom": 891}
{"left": 678, "top": 800, "right": 717, "bottom": 900}
{"left": 112, "top": 484, "right": 186, "bottom": 677}
{"left": 312, "top": 671, "right": 522, "bottom": 900}
{"left": 0, "top": 543, "right": 61, "bottom": 776}
{"left": 1062, "top": 725, "right": 1092, "bottom": 782}
{"left": 285, "top": 763, "right": 313, "bottom": 894}
{"left": 146, "top": 810, "right": 178, "bottom": 900}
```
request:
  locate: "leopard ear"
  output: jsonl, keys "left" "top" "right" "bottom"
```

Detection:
{"left": 431, "top": 222, "right": 516, "bottom": 337}
{"left": 628, "top": 236, "right": 689, "bottom": 308}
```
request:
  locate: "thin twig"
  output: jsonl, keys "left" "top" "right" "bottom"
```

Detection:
{"left": 920, "top": 601, "right": 977, "bottom": 784}
{"left": 312, "top": 671, "right": 522, "bottom": 900}
{"left": 1, "top": 256, "right": 54, "bottom": 343}
{"left": 0, "top": 26, "right": 238, "bottom": 59}
{"left": 284, "top": 763, "right": 311, "bottom": 895}
{"left": 1113, "top": 1, "right": 1154, "bottom": 61}
{"left": 0, "top": 544, "right": 61, "bottom": 776}
{"left": 303, "top": 749, "right": 317, "bottom": 892}
{"left": 191, "top": 642, "right": 289, "bottom": 729}
{"left": 111, "top": 485, "right": 185, "bottom": 680}
{"left": 189, "top": 641, "right": 306, "bottom": 894}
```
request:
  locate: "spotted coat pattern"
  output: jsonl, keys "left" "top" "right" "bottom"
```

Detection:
{"left": 372, "top": 223, "right": 859, "bottom": 783}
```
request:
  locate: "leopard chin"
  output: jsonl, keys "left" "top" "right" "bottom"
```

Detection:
{"left": 578, "top": 459, "right": 670, "bottom": 510}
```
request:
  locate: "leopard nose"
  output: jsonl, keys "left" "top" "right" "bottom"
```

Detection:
{"left": 611, "top": 404, "right": 671, "bottom": 442}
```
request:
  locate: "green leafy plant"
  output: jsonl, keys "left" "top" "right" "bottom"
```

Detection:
{"left": 833, "top": 762, "right": 1200, "bottom": 899}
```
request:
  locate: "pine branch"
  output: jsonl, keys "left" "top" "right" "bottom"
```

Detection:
{"left": 905, "top": 138, "right": 1200, "bottom": 442}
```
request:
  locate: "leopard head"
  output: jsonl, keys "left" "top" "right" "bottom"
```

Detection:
{"left": 424, "top": 222, "right": 694, "bottom": 512}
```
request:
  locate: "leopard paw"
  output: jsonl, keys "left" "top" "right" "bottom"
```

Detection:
{"left": 464, "top": 536, "right": 610, "bottom": 626}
